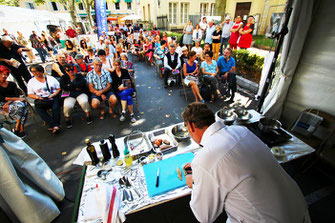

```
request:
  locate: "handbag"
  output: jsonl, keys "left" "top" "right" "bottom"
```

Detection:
{"left": 34, "top": 75, "right": 54, "bottom": 109}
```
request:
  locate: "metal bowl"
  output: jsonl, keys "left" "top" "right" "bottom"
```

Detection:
{"left": 234, "top": 109, "right": 253, "bottom": 122}
{"left": 258, "top": 117, "right": 282, "bottom": 132}
{"left": 171, "top": 124, "right": 190, "bottom": 142}
{"left": 215, "top": 109, "right": 238, "bottom": 125}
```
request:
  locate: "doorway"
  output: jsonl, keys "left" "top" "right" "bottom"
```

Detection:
{"left": 235, "top": 2, "right": 251, "bottom": 21}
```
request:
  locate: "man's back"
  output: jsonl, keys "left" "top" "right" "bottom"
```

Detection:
{"left": 191, "top": 121, "right": 310, "bottom": 223}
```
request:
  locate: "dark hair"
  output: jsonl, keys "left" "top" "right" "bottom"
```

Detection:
{"left": 160, "top": 40, "right": 166, "bottom": 45}
{"left": 64, "top": 63, "right": 74, "bottom": 70}
{"left": 188, "top": 51, "right": 197, "bottom": 59}
{"left": 113, "top": 58, "right": 121, "bottom": 65}
{"left": 80, "top": 40, "right": 87, "bottom": 49}
{"left": 65, "top": 40, "right": 74, "bottom": 47}
{"left": 205, "top": 51, "right": 213, "bottom": 58}
{"left": 97, "top": 49, "right": 106, "bottom": 56}
{"left": 225, "top": 48, "right": 232, "bottom": 54}
{"left": 29, "top": 64, "right": 44, "bottom": 73}
{"left": 87, "top": 47, "right": 94, "bottom": 53}
{"left": 204, "top": 43, "right": 210, "bottom": 47}
{"left": 182, "top": 102, "right": 215, "bottom": 129}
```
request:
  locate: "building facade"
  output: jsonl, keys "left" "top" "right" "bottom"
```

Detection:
{"left": 139, "top": 0, "right": 216, "bottom": 30}
{"left": 223, "top": 0, "right": 287, "bottom": 34}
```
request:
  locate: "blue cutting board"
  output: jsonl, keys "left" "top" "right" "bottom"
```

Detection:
{"left": 143, "top": 152, "right": 194, "bottom": 197}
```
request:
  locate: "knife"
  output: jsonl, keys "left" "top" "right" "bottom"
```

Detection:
{"left": 155, "top": 168, "right": 160, "bottom": 187}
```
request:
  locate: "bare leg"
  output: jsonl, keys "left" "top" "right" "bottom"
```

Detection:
{"left": 121, "top": 100, "right": 127, "bottom": 112}
{"left": 128, "top": 104, "right": 134, "bottom": 114}
{"left": 190, "top": 82, "right": 199, "bottom": 101}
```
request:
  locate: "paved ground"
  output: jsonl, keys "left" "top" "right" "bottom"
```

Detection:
{"left": 1, "top": 55, "right": 334, "bottom": 223}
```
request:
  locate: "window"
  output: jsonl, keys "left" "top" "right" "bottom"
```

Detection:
{"left": 169, "top": 3, "right": 177, "bottom": 24}
{"left": 180, "top": 3, "right": 189, "bottom": 24}
{"left": 50, "top": 2, "right": 59, "bottom": 11}
{"left": 115, "top": 2, "right": 120, "bottom": 10}
{"left": 127, "top": 3, "right": 132, "bottom": 10}
{"left": 106, "top": 2, "right": 108, "bottom": 10}
{"left": 26, "top": 2, "right": 35, "bottom": 9}
{"left": 78, "top": 3, "right": 84, "bottom": 10}
{"left": 210, "top": 3, "right": 215, "bottom": 16}
{"left": 200, "top": 3, "right": 207, "bottom": 17}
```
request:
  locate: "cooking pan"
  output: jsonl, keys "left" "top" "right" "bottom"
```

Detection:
{"left": 258, "top": 117, "right": 282, "bottom": 133}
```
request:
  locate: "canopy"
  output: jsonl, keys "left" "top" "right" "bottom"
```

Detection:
{"left": 0, "top": 5, "right": 72, "bottom": 37}
{"left": 120, "top": 14, "right": 141, "bottom": 21}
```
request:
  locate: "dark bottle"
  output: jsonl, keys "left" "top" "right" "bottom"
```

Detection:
{"left": 108, "top": 134, "right": 120, "bottom": 158}
{"left": 85, "top": 139, "right": 99, "bottom": 165}
{"left": 100, "top": 139, "right": 111, "bottom": 161}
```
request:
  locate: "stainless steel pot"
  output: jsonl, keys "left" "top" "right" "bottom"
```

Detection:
{"left": 258, "top": 117, "right": 282, "bottom": 132}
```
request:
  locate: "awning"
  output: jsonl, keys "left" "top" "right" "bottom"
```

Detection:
{"left": 112, "top": 0, "right": 120, "bottom": 3}
{"left": 125, "top": 0, "right": 132, "bottom": 2}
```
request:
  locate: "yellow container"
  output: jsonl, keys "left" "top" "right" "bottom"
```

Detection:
{"left": 124, "top": 154, "right": 133, "bottom": 167}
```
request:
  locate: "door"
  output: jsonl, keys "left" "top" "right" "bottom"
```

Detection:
{"left": 235, "top": 2, "right": 251, "bottom": 21}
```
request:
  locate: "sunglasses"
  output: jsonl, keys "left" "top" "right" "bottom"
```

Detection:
{"left": 66, "top": 68, "right": 74, "bottom": 72}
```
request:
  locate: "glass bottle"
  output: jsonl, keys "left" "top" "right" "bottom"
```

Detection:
{"left": 100, "top": 139, "right": 111, "bottom": 161}
{"left": 108, "top": 134, "right": 120, "bottom": 158}
{"left": 85, "top": 139, "right": 99, "bottom": 165}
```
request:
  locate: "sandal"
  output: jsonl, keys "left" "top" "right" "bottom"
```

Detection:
{"left": 99, "top": 110, "right": 105, "bottom": 120}
{"left": 109, "top": 109, "right": 117, "bottom": 118}
{"left": 52, "top": 126, "right": 60, "bottom": 134}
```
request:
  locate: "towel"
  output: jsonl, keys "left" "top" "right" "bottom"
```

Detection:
{"left": 83, "top": 184, "right": 125, "bottom": 223}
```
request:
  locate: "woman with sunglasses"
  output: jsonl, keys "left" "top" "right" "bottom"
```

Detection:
{"left": 79, "top": 39, "right": 89, "bottom": 56}
{"left": 27, "top": 64, "right": 61, "bottom": 134}
{"left": 0, "top": 64, "right": 28, "bottom": 138}
{"left": 60, "top": 64, "right": 92, "bottom": 128}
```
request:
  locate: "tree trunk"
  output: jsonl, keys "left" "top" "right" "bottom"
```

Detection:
{"left": 82, "top": 0, "right": 94, "bottom": 29}
{"left": 215, "top": 0, "right": 226, "bottom": 18}
{"left": 69, "top": 0, "right": 78, "bottom": 25}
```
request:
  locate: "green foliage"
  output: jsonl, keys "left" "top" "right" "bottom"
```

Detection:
{"left": 232, "top": 49, "right": 264, "bottom": 70}
{"left": 253, "top": 35, "right": 277, "bottom": 50}
{"left": 0, "top": 0, "right": 19, "bottom": 6}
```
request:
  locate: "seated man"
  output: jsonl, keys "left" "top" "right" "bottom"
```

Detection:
{"left": 153, "top": 40, "right": 168, "bottom": 76}
{"left": 216, "top": 48, "right": 236, "bottom": 102}
{"left": 182, "top": 102, "right": 311, "bottom": 223}
{"left": 87, "top": 58, "right": 117, "bottom": 119}
{"left": 163, "top": 44, "right": 181, "bottom": 88}
{"left": 51, "top": 54, "right": 67, "bottom": 79}
{"left": 74, "top": 54, "right": 92, "bottom": 77}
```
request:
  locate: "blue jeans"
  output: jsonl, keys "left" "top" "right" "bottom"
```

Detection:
{"left": 117, "top": 88, "right": 134, "bottom": 105}
{"left": 220, "top": 37, "right": 230, "bottom": 55}
{"left": 35, "top": 47, "right": 47, "bottom": 63}
{"left": 35, "top": 97, "right": 61, "bottom": 128}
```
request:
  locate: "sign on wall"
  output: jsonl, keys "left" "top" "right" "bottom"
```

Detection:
{"left": 95, "top": 0, "right": 108, "bottom": 37}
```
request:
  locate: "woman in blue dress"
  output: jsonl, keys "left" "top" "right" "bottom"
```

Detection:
{"left": 183, "top": 20, "right": 193, "bottom": 51}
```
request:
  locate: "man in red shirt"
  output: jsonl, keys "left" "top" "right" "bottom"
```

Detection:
{"left": 65, "top": 26, "right": 78, "bottom": 38}
{"left": 74, "top": 54, "right": 92, "bottom": 77}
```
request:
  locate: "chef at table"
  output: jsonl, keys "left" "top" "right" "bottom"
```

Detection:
{"left": 182, "top": 102, "right": 311, "bottom": 223}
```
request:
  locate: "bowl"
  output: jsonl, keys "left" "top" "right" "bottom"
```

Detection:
{"left": 258, "top": 117, "right": 282, "bottom": 132}
{"left": 215, "top": 109, "right": 238, "bottom": 125}
{"left": 171, "top": 124, "right": 190, "bottom": 142}
{"left": 234, "top": 109, "right": 253, "bottom": 122}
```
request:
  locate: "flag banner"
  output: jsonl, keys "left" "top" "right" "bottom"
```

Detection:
{"left": 95, "top": 0, "right": 108, "bottom": 37}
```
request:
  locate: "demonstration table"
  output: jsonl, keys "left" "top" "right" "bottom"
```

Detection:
{"left": 72, "top": 110, "right": 315, "bottom": 222}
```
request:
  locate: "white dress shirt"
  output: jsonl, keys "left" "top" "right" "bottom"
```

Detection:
{"left": 192, "top": 29, "right": 203, "bottom": 42}
{"left": 164, "top": 53, "right": 181, "bottom": 70}
{"left": 190, "top": 121, "right": 311, "bottom": 223}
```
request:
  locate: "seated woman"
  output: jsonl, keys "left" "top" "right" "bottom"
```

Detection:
{"left": 97, "top": 49, "right": 114, "bottom": 73}
{"left": 110, "top": 59, "right": 136, "bottom": 123}
{"left": 120, "top": 53, "right": 134, "bottom": 77}
{"left": 27, "top": 64, "right": 61, "bottom": 134}
{"left": 60, "top": 63, "right": 92, "bottom": 128}
{"left": 200, "top": 51, "right": 224, "bottom": 103}
{"left": 65, "top": 40, "right": 77, "bottom": 58}
{"left": 0, "top": 65, "right": 28, "bottom": 138}
{"left": 182, "top": 51, "right": 204, "bottom": 103}
{"left": 141, "top": 38, "right": 154, "bottom": 66}
{"left": 153, "top": 40, "right": 168, "bottom": 75}
{"left": 84, "top": 47, "right": 95, "bottom": 65}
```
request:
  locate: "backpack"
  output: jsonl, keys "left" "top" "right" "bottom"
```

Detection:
{"left": 200, "top": 83, "right": 211, "bottom": 101}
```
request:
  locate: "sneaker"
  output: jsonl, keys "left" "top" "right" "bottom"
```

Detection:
{"left": 66, "top": 120, "right": 72, "bottom": 129}
{"left": 130, "top": 114, "right": 136, "bottom": 123}
{"left": 86, "top": 116, "right": 93, "bottom": 125}
{"left": 17, "top": 131, "right": 27, "bottom": 139}
{"left": 120, "top": 112, "right": 126, "bottom": 122}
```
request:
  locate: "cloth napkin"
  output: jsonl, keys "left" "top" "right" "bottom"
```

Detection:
{"left": 82, "top": 183, "right": 125, "bottom": 223}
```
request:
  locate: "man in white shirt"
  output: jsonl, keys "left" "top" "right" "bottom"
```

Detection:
{"left": 96, "top": 37, "right": 106, "bottom": 51}
{"left": 199, "top": 17, "right": 208, "bottom": 37}
{"left": 163, "top": 44, "right": 181, "bottom": 88}
{"left": 220, "top": 16, "right": 233, "bottom": 55}
{"left": 182, "top": 102, "right": 311, "bottom": 223}
{"left": 205, "top": 21, "right": 216, "bottom": 48}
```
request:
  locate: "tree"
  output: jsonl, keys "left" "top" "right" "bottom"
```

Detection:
{"left": 215, "top": 0, "right": 227, "bottom": 18}
{"left": 80, "top": 0, "right": 94, "bottom": 29}
{"left": 0, "top": 0, "right": 19, "bottom": 6}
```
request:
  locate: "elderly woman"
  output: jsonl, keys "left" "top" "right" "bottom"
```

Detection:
{"left": 60, "top": 63, "right": 92, "bottom": 128}
{"left": 183, "top": 51, "right": 204, "bottom": 103}
{"left": 0, "top": 65, "right": 28, "bottom": 138}
{"left": 200, "top": 51, "right": 223, "bottom": 103}
{"left": 27, "top": 64, "right": 61, "bottom": 134}
{"left": 110, "top": 59, "right": 136, "bottom": 123}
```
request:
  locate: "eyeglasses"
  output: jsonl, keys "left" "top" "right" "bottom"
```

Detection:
{"left": 66, "top": 68, "right": 74, "bottom": 72}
